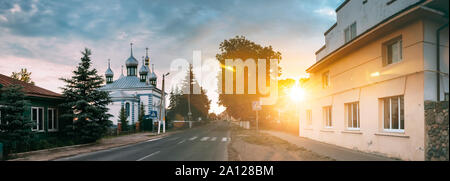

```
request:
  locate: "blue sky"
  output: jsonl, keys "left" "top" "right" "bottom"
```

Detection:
{"left": 0, "top": 0, "right": 343, "bottom": 113}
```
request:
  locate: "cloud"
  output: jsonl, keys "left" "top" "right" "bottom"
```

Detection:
{"left": 0, "top": 0, "right": 344, "bottom": 113}
{"left": 314, "top": 7, "right": 337, "bottom": 20}
{"left": 10, "top": 4, "right": 21, "bottom": 14}
{"left": 0, "top": 15, "right": 7, "bottom": 22}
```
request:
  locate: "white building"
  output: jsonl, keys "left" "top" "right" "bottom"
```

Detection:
{"left": 101, "top": 44, "right": 162, "bottom": 126}
{"left": 299, "top": 0, "right": 448, "bottom": 160}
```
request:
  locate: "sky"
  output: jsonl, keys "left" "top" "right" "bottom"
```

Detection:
{"left": 0, "top": 0, "right": 343, "bottom": 114}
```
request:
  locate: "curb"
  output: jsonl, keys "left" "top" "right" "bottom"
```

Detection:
{"left": 9, "top": 131, "right": 180, "bottom": 161}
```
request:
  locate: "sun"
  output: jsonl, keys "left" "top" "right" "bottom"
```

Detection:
{"left": 289, "top": 86, "right": 305, "bottom": 102}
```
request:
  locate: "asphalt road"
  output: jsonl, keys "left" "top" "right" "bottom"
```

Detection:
{"left": 56, "top": 121, "right": 230, "bottom": 161}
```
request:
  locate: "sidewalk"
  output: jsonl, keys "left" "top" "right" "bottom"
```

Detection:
{"left": 9, "top": 131, "right": 178, "bottom": 161}
{"left": 262, "top": 130, "right": 397, "bottom": 161}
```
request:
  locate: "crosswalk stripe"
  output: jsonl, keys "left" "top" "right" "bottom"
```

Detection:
{"left": 210, "top": 137, "right": 217, "bottom": 141}
{"left": 189, "top": 136, "right": 197, "bottom": 141}
{"left": 221, "top": 137, "right": 227, "bottom": 142}
{"left": 200, "top": 137, "right": 209, "bottom": 141}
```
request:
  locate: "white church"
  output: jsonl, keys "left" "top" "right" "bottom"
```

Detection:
{"left": 101, "top": 43, "right": 162, "bottom": 126}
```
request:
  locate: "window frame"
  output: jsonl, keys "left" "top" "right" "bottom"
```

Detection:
{"left": 345, "top": 102, "right": 360, "bottom": 130}
{"left": 323, "top": 106, "right": 332, "bottom": 128}
{"left": 47, "top": 108, "right": 58, "bottom": 132}
{"left": 382, "top": 96, "right": 404, "bottom": 133}
{"left": 306, "top": 109, "right": 312, "bottom": 126}
{"left": 322, "top": 71, "right": 330, "bottom": 89}
{"left": 31, "top": 107, "right": 45, "bottom": 132}
{"left": 344, "top": 22, "right": 357, "bottom": 43}
{"left": 383, "top": 36, "right": 403, "bottom": 66}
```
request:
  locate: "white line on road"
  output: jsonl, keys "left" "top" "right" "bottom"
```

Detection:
{"left": 200, "top": 137, "right": 209, "bottom": 141}
{"left": 221, "top": 137, "right": 227, "bottom": 142}
{"left": 137, "top": 151, "right": 160, "bottom": 161}
{"left": 189, "top": 136, "right": 198, "bottom": 141}
{"left": 210, "top": 137, "right": 217, "bottom": 141}
{"left": 146, "top": 137, "right": 163, "bottom": 142}
{"left": 177, "top": 140, "right": 186, "bottom": 144}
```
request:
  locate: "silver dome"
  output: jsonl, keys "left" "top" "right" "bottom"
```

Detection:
{"left": 149, "top": 71, "right": 157, "bottom": 80}
{"left": 139, "top": 65, "right": 149, "bottom": 74}
{"left": 126, "top": 56, "right": 138, "bottom": 67}
{"left": 105, "top": 68, "right": 114, "bottom": 76}
{"left": 105, "top": 59, "right": 114, "bottom": 76}
{"left": 126, "top": 42, "right": 138, "bottom": 67}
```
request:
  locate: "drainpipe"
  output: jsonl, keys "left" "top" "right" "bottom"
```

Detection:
{"left": 436, "top": 23, "right": 448, "bottom": 102}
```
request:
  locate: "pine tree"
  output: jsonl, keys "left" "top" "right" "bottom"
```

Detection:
{"left": 118, "top": 106, "right": 128, "bottom": 131}
{"left": 0, "top": 85, "right": 33, "bottom": 157}
{"left": 59, "top": 48, "right": 112, "bottom": 143}
{"left": 138, "top": 103, "right": 145, "bottom": 123}
{"left": 168, "top": 64, "right": 211, "bottom": 121}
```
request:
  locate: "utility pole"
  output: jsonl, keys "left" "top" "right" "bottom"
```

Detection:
{"left": 160, "top": 72, "right": 170, "bottom": 133}
{"left": 187, "top": 64, "right": 193, "bottom": 123}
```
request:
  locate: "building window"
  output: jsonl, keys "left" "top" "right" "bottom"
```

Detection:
{"left": 444, "top": 92, "right": 449, "bottom": 101}
{"left": 323, "top": 106, "right": 332, "bottom": 128}
{"left": 125, "top": 102, "right": 130, "bottom": 117}
{"left": 0, "top": 109, "right": 4, "bottom": 126}
{"left": 127, "top": 67, "right": 136, "bottom": 76}
{"left": 140, "top": 74, "right": 147, "bottom": 82}
{"left": 344, "top": 22, "right": 357, "bottom": 43}
{"left": 322, "top": 71, "right": 330, "bottom": 88}
{"left": 345, "top": 102, "right": 360, "bottom": 130}
{"left": 384, "top": 37, "right": 402, "bottom": 66}
{"left": 306, "top": 110, "right": 312, "bottom": 126}
{"left": 382, "top": 96, "right": 404, "bottom": 132}
{"left": 48, "top": 108, "right": 57, "bottom": 131}
{"left": 31, "top": 107, "right": 44, "bottom": 131}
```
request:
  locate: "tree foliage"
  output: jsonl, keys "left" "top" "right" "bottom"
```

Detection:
{"left": 118, "top": 105, "right": 128, "bottom": 131}
{"left": 216, "top": 35, "right": 282, "bottom": 121}
{"left": 167, "top": 64, "right": 211, "bottom": 121}
{"left": 11, "top": 68, "right": 35, "bottom": 85}
{"left": 59, "top": 48, "right": 112, "bottom": 143}
{"left": 0, "top": 85, "right": 33, "bottom": 156}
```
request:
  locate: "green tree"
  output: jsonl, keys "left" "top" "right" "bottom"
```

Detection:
{"left": 11, "top": 68, "right": 35, "bottom": 85}
{"left": 138, "top": 103, "right": 145, "bottom": 124}
{"left": 118, "top": 106, "right": 128, "bottom": 131}
{"left": 168, "top": 64, "right": 211, "bottom": 121}
{"left": 0, "top": 85, "right": 33, "bottom": 158}
{"left": 216, "top": 35, "right": 282, "bottom": 121}
{"left": 59, "top": 48, "right": 112, "bottom": 143}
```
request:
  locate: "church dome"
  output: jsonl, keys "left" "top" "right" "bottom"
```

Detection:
{"left": 126, "top": 43, "right": 139, "bottom": 67}
{"left": 139, "top": 58, "right": 149, "bottom": 74}
{"left": 126, "top": 56, "right": 138, "bottom": 67}
{"left": 105, "top": 67, "right": 114, "bottom": 76}
{"left": 105, "top": 59, "right": 114, "bottom": 76}
{"left": 150, "top": 64, "right": 157, "bottom": 80}
{"left": 149, "top": 71, "right": 157, "bottom": 80}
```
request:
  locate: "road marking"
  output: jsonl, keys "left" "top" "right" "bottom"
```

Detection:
{"left": 221, "top": 137, "right": 227, "bottom": 142}
{"left": 177, "top": 139, "right": 186, "bottom": 144}
{"left": 146, "top": 137, "right": 163, "bottom": 142}
{"left": 200, "top": 137, "right": 209, "bottom": 141}
{"left": 189, "top": 136, "right": 198, "bottom": 141}
{"left": 137, "top": 151, "right": 160, "bottom": 161}
{"left": 210, "top": 137, "right": 217, "bottom": 141}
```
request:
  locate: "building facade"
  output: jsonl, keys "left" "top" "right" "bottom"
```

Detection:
{"left": 299, "top": 0, "right": 448, "bottom": 160}
{"left": 100, "top": 44, "right": 162, "bottom": 126}
{"left": 0, "top": 73, "right": 63, "bottom": 134}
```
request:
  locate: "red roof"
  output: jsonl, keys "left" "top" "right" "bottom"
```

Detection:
{"left": 0, "top": 73, "right": 62, "bottom": 99}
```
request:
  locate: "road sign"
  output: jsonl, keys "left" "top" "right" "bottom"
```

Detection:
{"left": 149, "top": 111, "right": 158, "bottom": 118}
{"left": 252, "top": 101, "right": 261, "bottom": 111}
